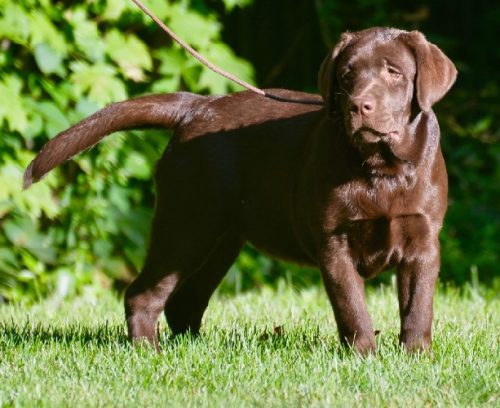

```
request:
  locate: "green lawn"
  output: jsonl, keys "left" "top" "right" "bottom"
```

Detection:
{"left": 0, "top": 285, "right": 498, "bottom": 407}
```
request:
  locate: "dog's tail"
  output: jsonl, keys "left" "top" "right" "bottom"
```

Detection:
{"left": 23, "top": 92, "right": 201, "bottom": 189}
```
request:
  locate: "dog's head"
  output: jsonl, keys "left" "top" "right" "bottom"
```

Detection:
{"left": 318, "top": 27, "right": 456, "bottom": 177}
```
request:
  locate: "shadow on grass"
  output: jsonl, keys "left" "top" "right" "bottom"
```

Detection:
{"left": 0, "top": 320, "right": 339, "bottom": 349}
{"left": 1, "top": 320, "right": 401, "bottom": 359}
{"left": 161, "top": 324, "right": 358, "bottom": 356}
{"left": 0, "top": 320, "right": 129, "bottom": 347}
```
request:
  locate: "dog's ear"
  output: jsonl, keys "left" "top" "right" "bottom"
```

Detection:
{"left": 402, "top": 31, "right": 457, "bottom": 112}
{"left": 318, "top": 32, "right": 355, "bottom": 113}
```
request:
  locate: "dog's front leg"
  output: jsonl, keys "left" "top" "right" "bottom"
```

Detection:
{"left": 397, "top": 244, "right": 440, "bottom": 352}
{"left": 320, "top": 236, "right": 376, "bottom": 354}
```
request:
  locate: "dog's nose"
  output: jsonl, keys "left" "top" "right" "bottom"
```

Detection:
{"left": 351, "top": 97, "right": 375, "bottom": 116}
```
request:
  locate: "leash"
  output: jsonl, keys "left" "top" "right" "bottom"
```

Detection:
{"left": 130, "top": 0, "right": 325, "bottom": 106}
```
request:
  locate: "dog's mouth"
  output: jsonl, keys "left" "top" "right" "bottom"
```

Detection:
{"left": 351, "top": 130, "right": 414, "bottom": 178}
{"left": 352, "top": 127, "right": 401, "bottom": 145}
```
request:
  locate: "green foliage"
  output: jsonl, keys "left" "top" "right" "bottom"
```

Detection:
{"left": 0, "top": 0, "right": 498, "bottom": 301}
{"left": 0, "top": 0, "right": 255, "bottom": 301}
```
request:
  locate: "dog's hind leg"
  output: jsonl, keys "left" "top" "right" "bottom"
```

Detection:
{"left": 124, "top": 152, "right": 241, "bottom": 347}
{"left": 164, "top": 232, "right": 243, "bottom": 336}
{"left": 124, "top": 257, "right": 179, "bottom": 349}
{"left": 124, "top": 224, "right": 241, "bottom": 348}
{"left": 124, "top": 215, "right": 241, "bottom": 348}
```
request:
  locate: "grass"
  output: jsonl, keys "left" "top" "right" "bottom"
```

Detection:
{"left": 0, "top": 284, "right": 498, "bottom": 407}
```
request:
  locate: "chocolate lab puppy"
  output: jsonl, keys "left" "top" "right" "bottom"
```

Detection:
{"left": 24, "top": 27, "right": 456, "bottom": 353}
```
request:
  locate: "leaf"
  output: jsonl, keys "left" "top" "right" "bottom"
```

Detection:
{"left": 0, "top": 75, "right": 28, "bottom": 132}
{"left": 39, "top": 80, "right": 73, "bottom": 109}
{"left": 222, "top": 0, "right": 254, "bottom": 11}
{"left": 197, "top": 42, "right": 255, "bottom": 93}
{"left": 471, "top": 116, "right": 492, "bottom": 134}
{"left": 103, "top": 0, "right": 128, "bottom": 21}
{"left": 166, "top": 4, "right": 220, "bottom": 49}
{"left": 0, "top": 155, "right": 60, "bottom": 220}
{"left": 103, "top": 0, "right": 169, "bottom": 24}
{"left": 0, "top": 249, "right": 19, "bottom": 277}
{"left": 0, "top": 2, "right": 30, "bottom": 45}
{"left": 108, "top": 186, "right": 131, "bottom": 214}
{"left": 104, "top": 29, "right": 152, "bottom": 82}
{"left": 156, "top": 47, "right": 186, "bottom": 77}
{"left": 124, "top": 152, "right": 151, "bottom": 180}
{"left": 33, "top": 101, "right": 71, "bottom": 137}
{"left": 152, "top": 48, "right": 186, "bottom": 92}
{"left": 75, "top": 98, "right": 100, "bottom": 118}
{"left": 3, "top": 217, "right": 56, "bottom": 263}
{"left": 23, "top": 111, "right": 44, "bottom": 140}
{"left": 198, "top": 68, "right": 231, "bottom": 94}
{"left": 3, "top": 218, "right": 35, "bottom": 248}
{"left": 69, "top": 61, "right": 127, "bottom": 105}
{"left": 140, "top": 0, "right": 170, "bottom": 21}
{"left": 151, "top": 77, "right": 181, "bottom": 93}
{"left": 102, "top": 0, "right": 137, "bottom": 21}
{"left": 65, "top": 8, "right": 105, "bottom": 62}
{"left": 205, "top": 42, "right": 255, "bottom": 84}
{"left": 33, "top": 43, "right": 65, "bottom": 75}
{"left": 26, "top": 99, "right": 70, "bottom": 137}
{"left": 122, "top": 209, "right": 152, "bottom": 243}
{"left": 28, "top": 11, "right": 68, "bottom": 57}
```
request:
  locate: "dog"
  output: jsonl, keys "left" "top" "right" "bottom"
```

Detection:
{"left": 24, "top": 27, "right": 457, "bottom": 353}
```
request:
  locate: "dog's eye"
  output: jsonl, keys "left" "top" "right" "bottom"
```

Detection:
{"left": 387, "top": 67, "right": 402, "bottom": 79}
{"left": 340, "top": 70, "right": 353, "bottom": 84}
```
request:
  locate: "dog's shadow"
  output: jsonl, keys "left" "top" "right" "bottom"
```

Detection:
{"left": 160, "top": 324, "right": 354, "bottom": 356}
{"left": 1, "top": 321, "right": 407, "bottom": 359}
{"left": 0, "top": 320, "right": 355, "bottom": 355}
{"left": 0, "top": 320, "right": 130, "bottom": 347}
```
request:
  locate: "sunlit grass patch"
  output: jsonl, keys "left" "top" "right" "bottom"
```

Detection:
{"left": 0, "top": 286, "right": 498, "bottom": 407}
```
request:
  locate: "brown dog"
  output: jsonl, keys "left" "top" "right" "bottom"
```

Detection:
{"left": 24, "top": 27, "right": 456, "bottom": 353}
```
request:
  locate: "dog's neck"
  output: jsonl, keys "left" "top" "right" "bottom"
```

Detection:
{"left": 334, "top": 111, "right": 439, "bottom": 190}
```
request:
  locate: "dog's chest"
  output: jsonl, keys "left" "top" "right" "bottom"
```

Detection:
{"left": 341, "top": 214, "right": 430, "bottom": 277}
{"left": 329, "top": 185, "right": 430, "bottom": 278}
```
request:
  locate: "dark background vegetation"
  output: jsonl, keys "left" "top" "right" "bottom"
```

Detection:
{"left": 220, "top": 0, "right": 500, "bottom": 289}
{"left": 0, "top": 0, "right": 498, "bottom": 301}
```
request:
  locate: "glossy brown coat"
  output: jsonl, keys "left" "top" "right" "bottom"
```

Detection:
{"left": 24, "top": 27, "right": 456, "bottom": 353}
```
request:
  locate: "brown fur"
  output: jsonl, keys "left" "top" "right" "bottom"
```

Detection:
{"left": 25, "top": 27, "right": 456, "bottom": 353}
